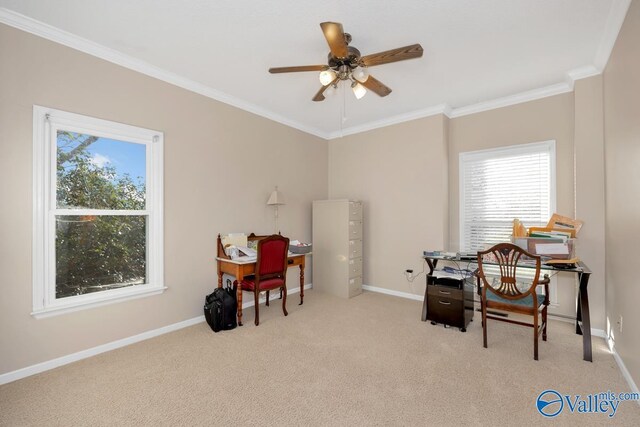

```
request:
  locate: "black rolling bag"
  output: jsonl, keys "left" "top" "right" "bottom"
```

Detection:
{"left": 204, "top": 281, "right": 237, "bottom": 332}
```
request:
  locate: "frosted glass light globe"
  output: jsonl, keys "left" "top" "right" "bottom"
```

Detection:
{"left": 319, "top": 69, "right": 337, "bottom": 86}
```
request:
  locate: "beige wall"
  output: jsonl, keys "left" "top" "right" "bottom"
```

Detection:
{"left": 328, "top": 115, "right": 449, "bottom": 296}
{"left": 573, "top": 75, "right": 607, "bottom": 338}
{"left": 0, "top": 24, "right": 328, "bottom": 375}
{"left": 603, "top": 0, "right": 640, "bottom": 388}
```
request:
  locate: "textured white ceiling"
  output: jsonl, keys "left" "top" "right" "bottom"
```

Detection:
{"left": 0, "top": 0, "right": 627, "bottom": 138}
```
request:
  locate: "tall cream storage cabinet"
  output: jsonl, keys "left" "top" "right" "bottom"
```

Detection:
{"left": 312, "top": 200, "right": 363, "bottom": 298}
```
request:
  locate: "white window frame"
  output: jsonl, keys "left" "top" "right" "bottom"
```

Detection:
{"left": 459, "top": 140, "right": 559, "bottom": 306}
{"left": 32, "top": 106, "right": 165, "bottom": 318}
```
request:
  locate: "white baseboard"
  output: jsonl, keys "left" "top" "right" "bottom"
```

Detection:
{"left": 0, "top": 283, "right": 312, "bottom": 386}
{"left": 547, "top": 314, "right": 607, "bottom": 339}
{"left": 362, "top": 284, "right": 423, "bottom": 302}
{"left": 0, "top": 316, "right": 203, "bottom": 386}
{"left": 607, "top": 337, "right": 640, "bottom": 405}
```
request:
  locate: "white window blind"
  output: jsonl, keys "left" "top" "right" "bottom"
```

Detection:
{"left": 459, "top": 141, "right": 555, "bottom": 252}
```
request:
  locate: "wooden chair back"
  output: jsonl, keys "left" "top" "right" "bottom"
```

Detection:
{"left": 476, "top": 243, "right": 542, "bottom": 301}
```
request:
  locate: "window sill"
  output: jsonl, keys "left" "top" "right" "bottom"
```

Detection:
{"left": 31, "top": 285, "right": 167, "bottom": 319}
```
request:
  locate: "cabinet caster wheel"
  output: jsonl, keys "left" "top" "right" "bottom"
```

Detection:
{"left": 460, "top": 328, "right": 466, "bottom": 332}
{"left": 430, "top": 321, "right": 437, "bottom": 326}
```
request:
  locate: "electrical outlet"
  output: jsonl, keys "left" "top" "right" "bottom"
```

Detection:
{"left": 618, "top": 315, "right": 623, "bottom": 333}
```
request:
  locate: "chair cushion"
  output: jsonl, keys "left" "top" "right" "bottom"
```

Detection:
{"left": 485, "top": 291, "right": 546, "bottom": 307}
{"left": 240, "top": 277, "right": 284, "bottom": 292}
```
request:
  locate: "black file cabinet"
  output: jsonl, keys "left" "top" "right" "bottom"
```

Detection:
{"left": 422, "top": 274, "right": 474, "bottom": 332}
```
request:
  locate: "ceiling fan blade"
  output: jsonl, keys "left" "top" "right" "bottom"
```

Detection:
{"left": 312, "top": 77, "right": 339, "bottom": 102}
{"left": 320, "top": 22, "right": 349, "bottom": 58}
{"left": 269, "top": 65, "right": 327, "bottom": 73}
{"left": 361, "top": 75, "right": 392, "bottom": 97}
{"left": 361, "top": 44, "right": 424, "bottom": 67}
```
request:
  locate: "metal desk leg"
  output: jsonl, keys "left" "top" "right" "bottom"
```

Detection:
{"left": 421, "top": 259, "right": 437, "bottom": 321}
{"left": 576, "top": 271, "right": 592, "bottom": 362}
{"left": 421, "top": 281, "right": 428, "bottom": 321}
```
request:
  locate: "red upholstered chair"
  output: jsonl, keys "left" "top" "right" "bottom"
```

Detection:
{"left": 236, "top": 235, "right": 289, "bottom": 326}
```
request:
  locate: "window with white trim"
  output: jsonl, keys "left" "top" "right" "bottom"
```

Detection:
{"left": 459, "top": 140, "right": 556, "bottom": 252}
{"left": 33, "top": 106, "right": 164, "bottom": 317}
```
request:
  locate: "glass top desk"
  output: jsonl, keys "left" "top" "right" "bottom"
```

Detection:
{"left": 422, "top": 253, "right": 593, "bottom": 362}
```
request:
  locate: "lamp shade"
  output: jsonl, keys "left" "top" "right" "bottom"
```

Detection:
{"left": 267, "top": 186, "right": 285, "bottom": 205}
{"left": 351, "top": 82, "right": 367, "bottom": 100}
{"left": 319, "top": 69, "right": 337, "bottom": 86}
{"left": 352, "top": 66, "right": 369, "bottom": 83}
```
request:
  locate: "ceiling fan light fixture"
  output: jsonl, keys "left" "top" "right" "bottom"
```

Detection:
{"left": 352, "top": 66, "right": 369, "bottom": 83}
{"left": 319, "top": 69, "right": 337, "bottom": 86}
{"left": 351, "top": 81, "right": 367, "bottom": 99}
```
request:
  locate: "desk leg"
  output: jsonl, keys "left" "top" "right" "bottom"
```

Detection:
{"left": 217, "top": 262, "right": 223, "bottom": 288}
{"left": 421, "top": 277, "right": 428, "bottom": 321}
{"left": 576, "top": 272, "right": 592, "bottom": 362}
{"left": 237, "top": 271, "right": 244, "bottom": 327}
{"left": 299, "top": 264, "right": 304, "bottom": 305}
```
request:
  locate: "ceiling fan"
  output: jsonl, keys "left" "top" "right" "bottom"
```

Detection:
{"left": 269, "top": 22, "right": 423, "bottom": 101}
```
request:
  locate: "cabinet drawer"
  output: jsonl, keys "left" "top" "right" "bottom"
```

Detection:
{"left": 348, "top": 221, "right": 362, "bottom": 240}
{"left": 427, "top": 285, "right": 463, "bottom": 300}
{"left": 349, "top": 257, "right": 362, "bottom": 278}
{"left": 349, "top": 239, "right": 362, "bottom": 259}
{"left": 349, "top": 276, "right": 362, "bottom": 297}
{"left": 427, "top": 296, "right": 464, "bottom": 327}
{"left": 349, "top": 202, "right": 362, "bottom": 221}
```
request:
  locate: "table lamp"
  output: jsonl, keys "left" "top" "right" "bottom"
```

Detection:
{"left": 267, "top": 186, "right": 285, "bottom": 233}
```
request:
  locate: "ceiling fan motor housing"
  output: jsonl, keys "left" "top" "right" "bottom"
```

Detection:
{"left": 328, "top": 46, "right": 361, "bottom": 69}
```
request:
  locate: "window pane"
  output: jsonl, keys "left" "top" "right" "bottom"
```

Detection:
{"left": 55, "top": 215, "right": 147, "bottom": 298}
{"left": 461, "top": 142, "right": 553, "bottom": 252}
{"left": 56, "top": 131, "right": 146, "bottom": 210}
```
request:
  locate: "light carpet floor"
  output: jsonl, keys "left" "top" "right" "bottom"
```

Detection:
{"left": 1, "top": 290, "right": 638, "bottom": 426}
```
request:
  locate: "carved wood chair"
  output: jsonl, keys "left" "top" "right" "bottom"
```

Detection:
{"left": 477, "top": 243, "right": 550, "bottom": 360}
{"left": 235, "top": 234, "right": 289, "bottom": 326}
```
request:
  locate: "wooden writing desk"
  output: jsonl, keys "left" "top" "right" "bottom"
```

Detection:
{"left": 216, "top": 233, "right": 306, "bottom": 326}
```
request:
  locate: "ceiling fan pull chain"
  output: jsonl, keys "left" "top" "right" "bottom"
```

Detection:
{"left": 341, "top": 83, "right": 348, "bottom": 137}
{"left": 343, "top": 82, "right": 348, "bottom": 123}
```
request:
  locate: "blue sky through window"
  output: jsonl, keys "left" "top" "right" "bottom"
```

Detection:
{"left": 57, "top": 131, "right": 146, "bottom": 185}
{"left": 86, "top": 138, "right": 146, "bottom": 184}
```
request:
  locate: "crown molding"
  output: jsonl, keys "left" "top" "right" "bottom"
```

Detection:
{"left": 327, "top": 104, "right": 451, "bottom": 139}
{"left": 448, "top": 82, "right": 573, "bottom": 119}
{"left": 594, "top": 0, "right": 632, "bottom": 71}
{"left": 0, "top": 8, "right": 330, "bottom": 140}
{"left": 566, "top": 65, "right": 601, "bottom": 89}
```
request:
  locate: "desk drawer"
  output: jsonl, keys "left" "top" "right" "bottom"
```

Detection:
{"left": 427, "top": 284, "right": 463, "bottom": 300}
{"left": 349, "top": 239, "right": 362, "bottom": 259}
{"left": 349, "top": 221, "right": 362, "bottom": 240}
{"left": 349, "top": 257, "right": 362, "bottom": 278}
